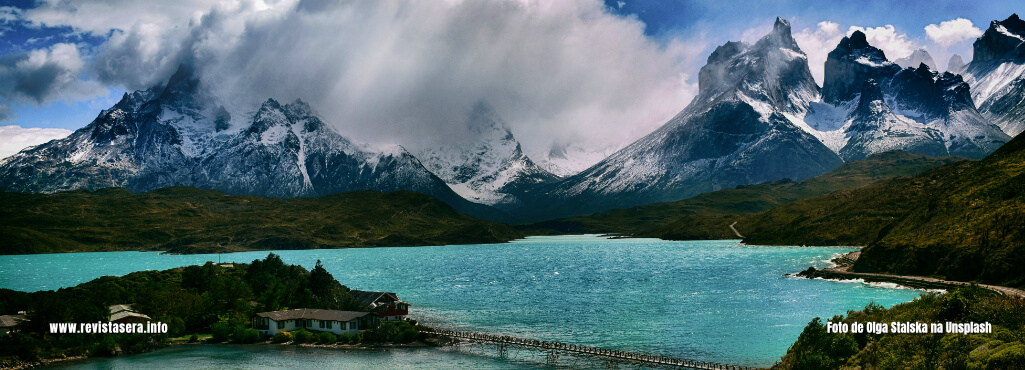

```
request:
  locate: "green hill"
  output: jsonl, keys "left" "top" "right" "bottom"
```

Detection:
{"left": 520, "top": 151, "right": 962, "bottom": 239}
{"left": 0, "top": 187, "right": 521, "bottom": 254}
{"left": 740, "top": 133, "right": 1025, "bottom": 287}
{"left": 775, "top": 287, "right": 1025, "bottom": 369}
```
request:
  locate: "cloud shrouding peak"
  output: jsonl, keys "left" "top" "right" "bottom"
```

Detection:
{"left": 21, "top": 0, "right": 700, "bottom": 159}
{"left": 847, "top": 24, "right": 916, "bottom": 61}
{"left": 925, "top": 18, "right": 983, "bottom": 48}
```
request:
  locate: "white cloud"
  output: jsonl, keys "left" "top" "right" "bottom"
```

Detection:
{"left": 26, "top": 0, "right": 698, "bottom": 158}
{"left": 0, "top": 125, "right": 72, "bottom": 159}
{"left": 925, "top": 18, "right": 983, "bottom": 48}
{"left": 794, "top": 21, "right": 845, "bottom": 85}
{"left": 0, "top": 6, "right": 20, "bottom": 23}
{"left": 847, "top": 25, "right": 917, "bottom": 61}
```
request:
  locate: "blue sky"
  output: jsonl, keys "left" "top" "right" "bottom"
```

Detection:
{"left": 0, "top": 0, "right": 1021, "bottom": 159}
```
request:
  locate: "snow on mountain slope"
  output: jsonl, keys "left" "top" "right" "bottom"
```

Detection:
{"left": 0, "top": 65, "right": 498, "bottom": 220}
{"left": 530, "top": 18, "right": 842, "bottom": 219}
{"left": 415, "top": 103, "right": 557, "bottom": 209}
{"left": 537, "top": 140, "right": 622, "bottom": 177}
{"left": 804, "top": 30, "right": 1010, "bottom": 160}
{"left": 960, "top": 14, "right": 1025, "bottom": 137}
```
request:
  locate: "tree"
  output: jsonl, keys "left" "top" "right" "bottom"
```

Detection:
{"left": 309, "top": 260, "right": 335, "bottom": 299}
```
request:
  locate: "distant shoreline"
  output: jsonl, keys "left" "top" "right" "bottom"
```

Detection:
{"left": 792, "top": 252, "right": 1025, "bottom": 298}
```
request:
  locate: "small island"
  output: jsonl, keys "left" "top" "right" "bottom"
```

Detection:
{"left": 0, "top": 254, "right": 436, "bottom": 369}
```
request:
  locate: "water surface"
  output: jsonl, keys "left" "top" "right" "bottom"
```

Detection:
{"left": 1, "top": 236, "right": 927, "bottom": 367}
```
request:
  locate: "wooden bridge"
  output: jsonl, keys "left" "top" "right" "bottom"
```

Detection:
{"left": 423, "top": 329, "right": 758, "bottom": 370}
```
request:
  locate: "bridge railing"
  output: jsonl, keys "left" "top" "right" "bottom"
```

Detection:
{"left": 422, "top": 329, "right": 756, "bottom": 370}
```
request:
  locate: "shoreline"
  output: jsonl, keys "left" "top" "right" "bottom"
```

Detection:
{"left": 793, "top": 251, "right": 1025, "bottom": 298}
{"left": 1, "top": 339, "right": 449, "bottom": 369}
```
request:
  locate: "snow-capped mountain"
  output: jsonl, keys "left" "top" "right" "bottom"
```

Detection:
{"left": 894, "top": 48, "right": 938, "bottom": 71}
{"left": 0, "top": 65, "right": 496, "bottom": 219}
{"left": 537, "top": 140, "right": 622, "bottom": 177}
{"left": 959, "top": 14, "right": 1025, "bottom": 137}
{"left": 532, "top": 18, "right": 843, "bottom": 218}
{"left": 519, "top": 17, "right": 1012, "bottom": 220}
{"left": 415, "top": 103, "right": 558, "bottom": 210}
{"left": 798, "top": 30, "right": 1009, "bottom": 161}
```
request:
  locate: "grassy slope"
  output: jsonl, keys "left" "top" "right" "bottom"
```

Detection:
{"left": 0, "top": 187, "right": 522, "bottom": 254}
{"left": 519, "top": 151, "right": 962, "bottom": 239}
{"left": 740, "top": 133, "right": 1025, "bottom": 287}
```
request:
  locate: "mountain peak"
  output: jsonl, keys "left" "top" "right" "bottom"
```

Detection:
{"left": 157, "top": 64, "right": 201, "bottom": 107}
{"left": 895, "top": 48, "right": 937, "bottom": 71}
{"left": 974, "top": 13, "right": 1025, "bottom": 62}
{"left": 946, "top": 54, "right": 966, "bottom": 72}
{"left": 773, "top": 17, "right": 790, "bottom": 34}
{"left": 260, "top": 98, "right": 282, "bottom": 111}
{"left": 755, "top": 16, "right": 800, "bottom": 51}
{"left": 1001, "top": 13, "right": 1024, "bottom": 33}
{"left": 823, "top": 30, "right": 899, "bottom": 104}
{"left": 848, "top": 30, "right": 869, "bottom": 49}
{"left": 284, "top": 98, "right": 316, "bottom": 118}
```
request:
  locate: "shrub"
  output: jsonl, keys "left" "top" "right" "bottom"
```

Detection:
{"left": 337, "top": 333, "right": 352, "bottom": 344}
{"left": 272, "top": 331, "right": 293, "bottom": 343}
{"left": 233, "top": 327, "right": 261, "bottom": 344}
{"left": 396, "top": 328, "right": 419, "bottom": 344}
{"left": 92, "top": 336, "right": 119, "bottom": 357}
{"left": 210, "top": 322, "right": 231, "bottom": 342}
{"left": 317, "top": 332, "right": 337, "bottom": 344}
{"left": 188, "top": 334, "right": 199, "bottom": 343}
{"left": 292, "top": 329, "right": 315, "bottom": 344}
{"left": 167, "top": 317, "right": 186, "bottom": 338}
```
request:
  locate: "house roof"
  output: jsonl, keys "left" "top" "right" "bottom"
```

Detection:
{"left": 0, "top": 314, "right": 28, "bottom": 328}
{"left": 111, "top": 311, "right": 151, "bottom": 322}
{"left": 349, "top": 290, "right": 403, "bottom": 309}
{"left": 256, "top": 309, "right": 369, "bottom": 322}
{"left": 109, "top": 304, "right": 135, "bottom": 314}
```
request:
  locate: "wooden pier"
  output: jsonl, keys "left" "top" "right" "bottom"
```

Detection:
{"left": 423, "top": 329, "right": 758, "bottom": 370}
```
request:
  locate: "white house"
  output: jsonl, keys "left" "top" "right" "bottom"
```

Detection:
{"left": 0, "top": 314, "right": 28, "bottom": 336}
{"left": 253, "top": 308, "right": 371, "bottom": 336}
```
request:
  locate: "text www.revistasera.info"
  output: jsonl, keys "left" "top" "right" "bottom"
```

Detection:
{"left": 49, "top": 321, "right": 168, "bottom": 334}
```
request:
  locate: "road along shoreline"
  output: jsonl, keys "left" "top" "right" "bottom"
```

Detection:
{"left": 792, "top": 251, "right": 1025, "bottom": 298}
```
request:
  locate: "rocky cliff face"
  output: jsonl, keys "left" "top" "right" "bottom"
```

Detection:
{"left": 960, "top": 14, "right": 1025, "bottom": 137}
{"left": 804, "top": 30, "right": 1009, "bottom": 161}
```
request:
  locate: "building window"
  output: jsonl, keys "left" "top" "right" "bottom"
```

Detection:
{"left": 277, "top": 321, "right": 285, "bottom": 329}
{"left": 326, "top": 321, "right": 332, "bottom": 329}
{"left": 349, "top": 321, "right": 356, "bottom": 330}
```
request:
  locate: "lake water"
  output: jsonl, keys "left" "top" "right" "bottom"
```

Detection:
{"left": 1, "top": 235, "right": 928, "bottom": 368}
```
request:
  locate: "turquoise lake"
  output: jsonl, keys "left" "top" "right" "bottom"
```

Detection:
{"left": 0, "top": 235, "right": 930, "bottom": 368}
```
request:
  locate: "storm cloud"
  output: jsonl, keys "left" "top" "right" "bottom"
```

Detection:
{"left": 0, "top": 42, "right": 106, "bottom": 122}
{"left": 23, "top": 0, "right": 700, "bottom": 158}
